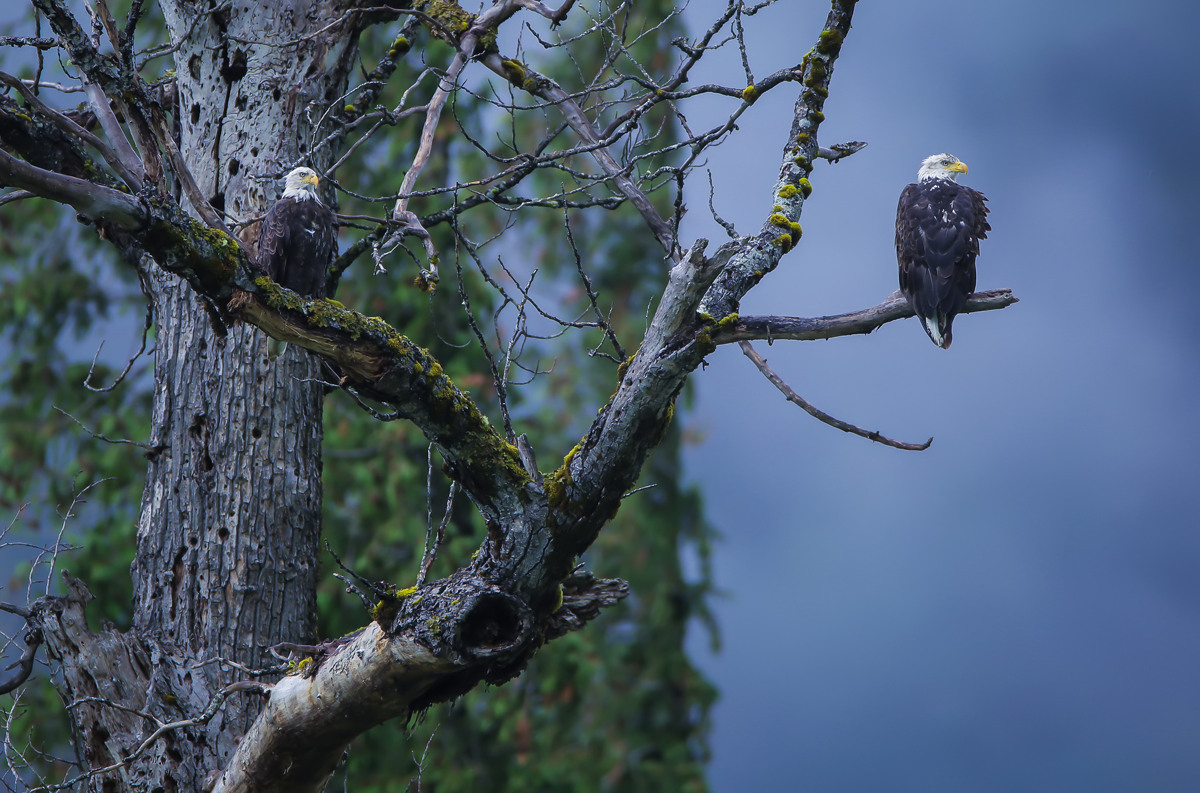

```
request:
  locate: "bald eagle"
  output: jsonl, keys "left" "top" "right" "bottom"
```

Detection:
{"left": 257, "top": 167, "right": 337, "bottom": 298}
{"left": 896, "top": 153, "right": 990, "bottom": 349}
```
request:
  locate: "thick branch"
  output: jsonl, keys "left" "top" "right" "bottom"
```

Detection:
{"left": 713, "top": 289, "right": 1018, "bottom": 344}
{"left": 211, "top": 625, "right": 450, "bottom": 793}
{"left": 0, "top": 147, "right": 147, "bottom": 227}
{"left": 0, "top": 71, "right": 144, "bottom": 189}
{"left": 233, "top": 289, "right": 529, "bottom": 512}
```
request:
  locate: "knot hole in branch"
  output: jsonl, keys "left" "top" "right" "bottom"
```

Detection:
{"left": 457, "top": 591, "right": 530, "bottom": 660}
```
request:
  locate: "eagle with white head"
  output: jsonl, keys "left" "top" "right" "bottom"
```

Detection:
{"left": 257, "top": 167, "right": 337, "bottom": 299}
{"left": 895, "top": 153, "right": 990, "bottom": 348}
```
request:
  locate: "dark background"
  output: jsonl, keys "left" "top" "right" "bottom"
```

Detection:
{"left": 678, "top": 2, "right": 1200, "bottom": 791}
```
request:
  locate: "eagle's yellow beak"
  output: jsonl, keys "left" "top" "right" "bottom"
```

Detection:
{"left": 948, "top": 161, "right": 968, "bottom": 174}
{"left": 303, "top": 173, "right": 320, "bottom": 187}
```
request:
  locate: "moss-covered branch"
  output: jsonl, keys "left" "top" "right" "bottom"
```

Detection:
{"left": 699, "top": 0, "right": 857, "bottom": 321}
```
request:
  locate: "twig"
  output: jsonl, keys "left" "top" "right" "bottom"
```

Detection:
{"left": 53, "top": 407, "right": 155, "bottom": 449}
{"left": 31, "top": 681, "right": 269, "bottom": 792}
{"left": 418, "top": 446, "right": 456, "bottom": 588}
{"left": 739, "top": 341, "right": 932, "bottom": 451}
{"left": 83, "top": 298, "right": 152, "bottom": 392}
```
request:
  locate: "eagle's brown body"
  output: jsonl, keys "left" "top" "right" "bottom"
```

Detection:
{"left": 257, "top": 168, "right": 336, "bottom": 298}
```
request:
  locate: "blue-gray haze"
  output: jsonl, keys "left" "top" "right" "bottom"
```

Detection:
{"left": 679, "top": 2, "right": 1200, "bottom": 791}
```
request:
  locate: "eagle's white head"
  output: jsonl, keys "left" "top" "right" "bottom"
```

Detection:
{"left": 282, "top": 167, "right": 321, "bottom": 200}
{"left": 917, "top": 153, "right": 969, "bottom": 182}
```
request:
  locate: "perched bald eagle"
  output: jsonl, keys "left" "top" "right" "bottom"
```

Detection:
{"left": 257, "top": 167, "right": 337, "bottom": 298}
{"left": 896, "top": 153, "right": 990, "bottom": 349}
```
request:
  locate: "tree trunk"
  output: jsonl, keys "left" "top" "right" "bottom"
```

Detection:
{"left": 45, "top": 0, "right": 361, "bottom": 787}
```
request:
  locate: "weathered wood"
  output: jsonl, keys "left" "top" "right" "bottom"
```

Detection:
{"left": 714, "top": 289, "right": 1019, "bottom": 344}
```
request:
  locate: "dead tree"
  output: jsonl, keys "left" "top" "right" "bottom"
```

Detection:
{"left": 0, "top": 1, "right": 1014, "bottom": 790}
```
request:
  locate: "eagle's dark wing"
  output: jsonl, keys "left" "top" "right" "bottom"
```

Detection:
{"left": 256, "top": 197, "right": 337, "bottom": 298}
{"left": 257, "top": 198, "right": 291, "bottom": 284}
{"left": 896, "top": 182, "right": 989, "bottom": 348}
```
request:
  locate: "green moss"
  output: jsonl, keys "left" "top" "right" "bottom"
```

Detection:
{"left": 500, "top": 58, "right": 526, "bottom": 85}
{"left": 545, "top": 444, "right": 581, "bottom": 512}
{"left": 811, "top": 111, "right": 825, "bottom": 123}
{"left": 741, "top": 85, "right": 759, "bottom": 102}
{"left": 715, "top": 312, "right": 740, "bottom": 330}
{"left": 422, "top": 0, "right": 472, "bottom": 33}
{"left": 413, "top": 271, "right": 439, "bottom": 292}
{"left": 388, "top": 35, "right": 410, "bottom": 57}
{"left": 778, "top": 184, "right": 798, "bottom": 199}
{"left": 768, "top": 213, "right": 792, "bottom": 229}
{"left": 806, "top": 59, "right": 828, "bottom": 85}
{"left": 817, "top": 29, "right": 844, "bottom": 56}
{"left": 798, "top": 177, "right": 813, "bottom": 198}
{"left": 776, "top": 234, "right": 794, "bottom": 253}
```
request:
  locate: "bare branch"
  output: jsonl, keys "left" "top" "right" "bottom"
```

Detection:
{"left": 713, "top": 289, "right": 1018, "bottom": 345}
{"left": 816, "top": 140, "right": 868, "bottom": 162}
{"left": 0, "top": 70, "right": 145, "bottom": 189}
{"left": 53, "top": 407, "right": 156, "bottom": 450}
{"left": 482, "top": 51, "right": 677, "bottom": 256}
{"left": 0, "top": 146, "right": 147, "bottom": 228}
{"left": 0, "top": 628, "right": 42, "bottom": 696}
{"left": 0, "top": 35, "right": 57, "bottom": 49}
{"left": 739, "top": 341, "right": 932, "bottom": 451}
{"left": 82, "top": 82, "right": 148, "bottom": 187}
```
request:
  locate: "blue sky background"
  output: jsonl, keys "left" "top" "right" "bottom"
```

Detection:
{"left": 677, "top": 2, "right": 1200, "bottom": 791}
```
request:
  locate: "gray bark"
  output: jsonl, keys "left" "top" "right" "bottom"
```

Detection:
{"left": 123, "top": 0, "right": 359, "bottom": 780}
{"left": 24, "top": 0, "right": 361, "bottom": 787}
